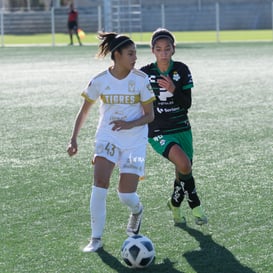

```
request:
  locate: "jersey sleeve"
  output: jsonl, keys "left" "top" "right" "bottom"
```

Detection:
{"left": 172, "top": 63, "right": 193, "bottom": 109}
{"left": 81, "top": 78, "right": 99, "bottom": 103}
{"left": 181, "top": 65, "right": 194, "bottom": 90}
{"left": 140, "top": 75, "right": 155, "bottom": 104}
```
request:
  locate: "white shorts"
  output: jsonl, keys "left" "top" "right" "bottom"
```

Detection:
{"left": 93, "top": 140, "right": 147, "bottom": 177}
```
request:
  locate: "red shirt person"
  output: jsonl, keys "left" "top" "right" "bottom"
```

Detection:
{"left": 67, "top": 4, "right": 82, "bottom": 46}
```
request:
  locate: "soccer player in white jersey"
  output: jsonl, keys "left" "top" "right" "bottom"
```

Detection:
{"left": 67, "top": 32, "right": 155, "bottom": 252}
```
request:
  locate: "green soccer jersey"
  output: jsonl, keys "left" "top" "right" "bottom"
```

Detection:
{"left": 141, "top": 60, "right": 194, "bottom": 138}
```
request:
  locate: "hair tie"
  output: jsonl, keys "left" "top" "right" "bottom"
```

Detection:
{"left": 152, "top": 34, "right": 175, "bottom": 46}
{"left": 110, "top": 38, "right": 132, "bottom": 53}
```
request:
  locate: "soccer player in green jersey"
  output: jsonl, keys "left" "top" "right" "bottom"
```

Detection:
{"left": 141, "top": 28, "right": 207, "bottom": 225}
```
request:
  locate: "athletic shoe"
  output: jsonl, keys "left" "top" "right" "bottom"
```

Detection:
{"left": 192, "top": 206, "right": 208, "bottom": 225}
{"left": 126, "top": 206, "right": 143, "bottom": 236}
{"left": 167, "top": 199, "right": 186, "bottom": 224}
{"left": 83, "top": 238, "right": 103, "bottom": 252}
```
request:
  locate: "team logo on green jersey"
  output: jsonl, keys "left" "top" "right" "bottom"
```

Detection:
{"left": 173, "top": 71, "right": 180, "bottom": 81}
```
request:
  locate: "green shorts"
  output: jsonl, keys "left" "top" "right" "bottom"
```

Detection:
{"left": 148, "top": 130, "right": 193, "bottom": 160}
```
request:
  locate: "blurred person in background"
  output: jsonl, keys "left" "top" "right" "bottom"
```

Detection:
{"left": 67, "top": 3, "right": 82, "bottom": 46}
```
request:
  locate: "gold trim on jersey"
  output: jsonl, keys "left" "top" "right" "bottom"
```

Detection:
{"left": 81, "top": 92, "right": 95, "bottom": 103}
{"left": 142, "top": 96, "right": 156, "bottom": 105}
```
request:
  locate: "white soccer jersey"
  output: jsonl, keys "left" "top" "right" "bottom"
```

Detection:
{"left": 82, "top": 68, "right": 155, "bottom": 149}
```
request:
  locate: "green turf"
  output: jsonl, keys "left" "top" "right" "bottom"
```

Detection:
{"left": 0, "top": 42, "right": 272, "bottom": 273}
{"left": 1, "top": 30, "right": 273, "bottom": 45}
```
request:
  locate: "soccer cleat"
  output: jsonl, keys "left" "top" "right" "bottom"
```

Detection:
{"left": 83, "top": 238, "right": 103, "bottom": 252}
{"left": 192, "top": 206, "right": 208, "bottom": 225}
{"left": 126, "top": 206, "right": 143, "bottom": 236}
{"left": 167, "top": 199, "right": 186, "bottom": 225}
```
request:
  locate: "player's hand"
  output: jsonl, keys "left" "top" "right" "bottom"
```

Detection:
{"left": 157, "top": 75, "right": 175, "bottom": 93}
{"left": 67, "top": 139, "right": 78, "bottom": 156}
{"left": 110, "top": 120, "right": 132, "bottom": 131}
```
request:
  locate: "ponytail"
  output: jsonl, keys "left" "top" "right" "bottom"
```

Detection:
{"left": 97, "top": 32, "right": 134, "bottom": 60}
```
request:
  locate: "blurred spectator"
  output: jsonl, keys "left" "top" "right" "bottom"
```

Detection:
{"left": 67, "top": 3, "right": 82, "bottom": 46}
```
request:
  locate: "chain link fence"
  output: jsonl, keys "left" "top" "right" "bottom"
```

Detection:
{"left": 1, "top": 1, "right": 273, "bottom": 46}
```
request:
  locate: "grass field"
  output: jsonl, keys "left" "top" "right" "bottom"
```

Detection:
{"left": 0, "top": 42, "right": 273, "bottom": 273}
{"left": 1, "top": 30, "right": 273, "bottom": 46}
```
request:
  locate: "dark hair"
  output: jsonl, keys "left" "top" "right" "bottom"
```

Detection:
{"left": 97, "top": 32, "right": 134, "bottom": 60}
{"left": 151, "top": 28, "right": 175, "bottom": 47}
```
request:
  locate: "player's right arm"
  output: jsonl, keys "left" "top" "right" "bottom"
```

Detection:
{"left": 67, "top": 99, "right": 94, "bottom": 156}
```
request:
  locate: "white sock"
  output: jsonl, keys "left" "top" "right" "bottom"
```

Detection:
{"left": 90, "top": 186, "right": 108, "bottom": 239}
{"left": 118, "top": 192, "right": 142, "bottom": 214}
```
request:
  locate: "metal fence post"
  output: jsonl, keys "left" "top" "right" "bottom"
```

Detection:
{"left": 1, "top": 8, "right": 4, "bottom": 47}
{"left": 161, "top": 4, "right": 165, "bottom": 28}
{"left": 98, "top": 5, "right": 102, "bottom": 31}
{"left": 51, "top": 7, "right": 55, "bottom": 47}
{"left": 216, "top": 2, "right": 220, "bottom": 43}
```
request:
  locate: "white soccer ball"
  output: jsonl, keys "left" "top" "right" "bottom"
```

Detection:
{"left": 121, "top": 235, "right": 155, "bottom": 268}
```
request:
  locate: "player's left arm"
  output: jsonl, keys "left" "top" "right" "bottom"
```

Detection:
{"left": 173, "top": 88, "right": 192, "bottom": 109}
{"left": 110, "top": 101, "right": 154, "bottom": 131}
{"left": 157, "top": 74, "right": 192, "bottom": 109}
{"left": 173, "top": 66, "right": 193, "bottom": 109}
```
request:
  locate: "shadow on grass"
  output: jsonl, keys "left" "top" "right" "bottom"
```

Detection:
{"left": 177, "top": 224, "right": 257, "bottom": 273}
{"left": 97, "top": 248, "right": 184, "bottom": 273}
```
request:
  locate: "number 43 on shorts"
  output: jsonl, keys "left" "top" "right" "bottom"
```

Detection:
{"left": 105, "top": 142, "right": 116, "bottom": 156}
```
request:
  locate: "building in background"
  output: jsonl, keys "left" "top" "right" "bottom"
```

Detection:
{"left": 0, "top": 0, "right": 97, "bottom": 10}
{"left": 1, "top": 0, "right": 272, "bottom": 33}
